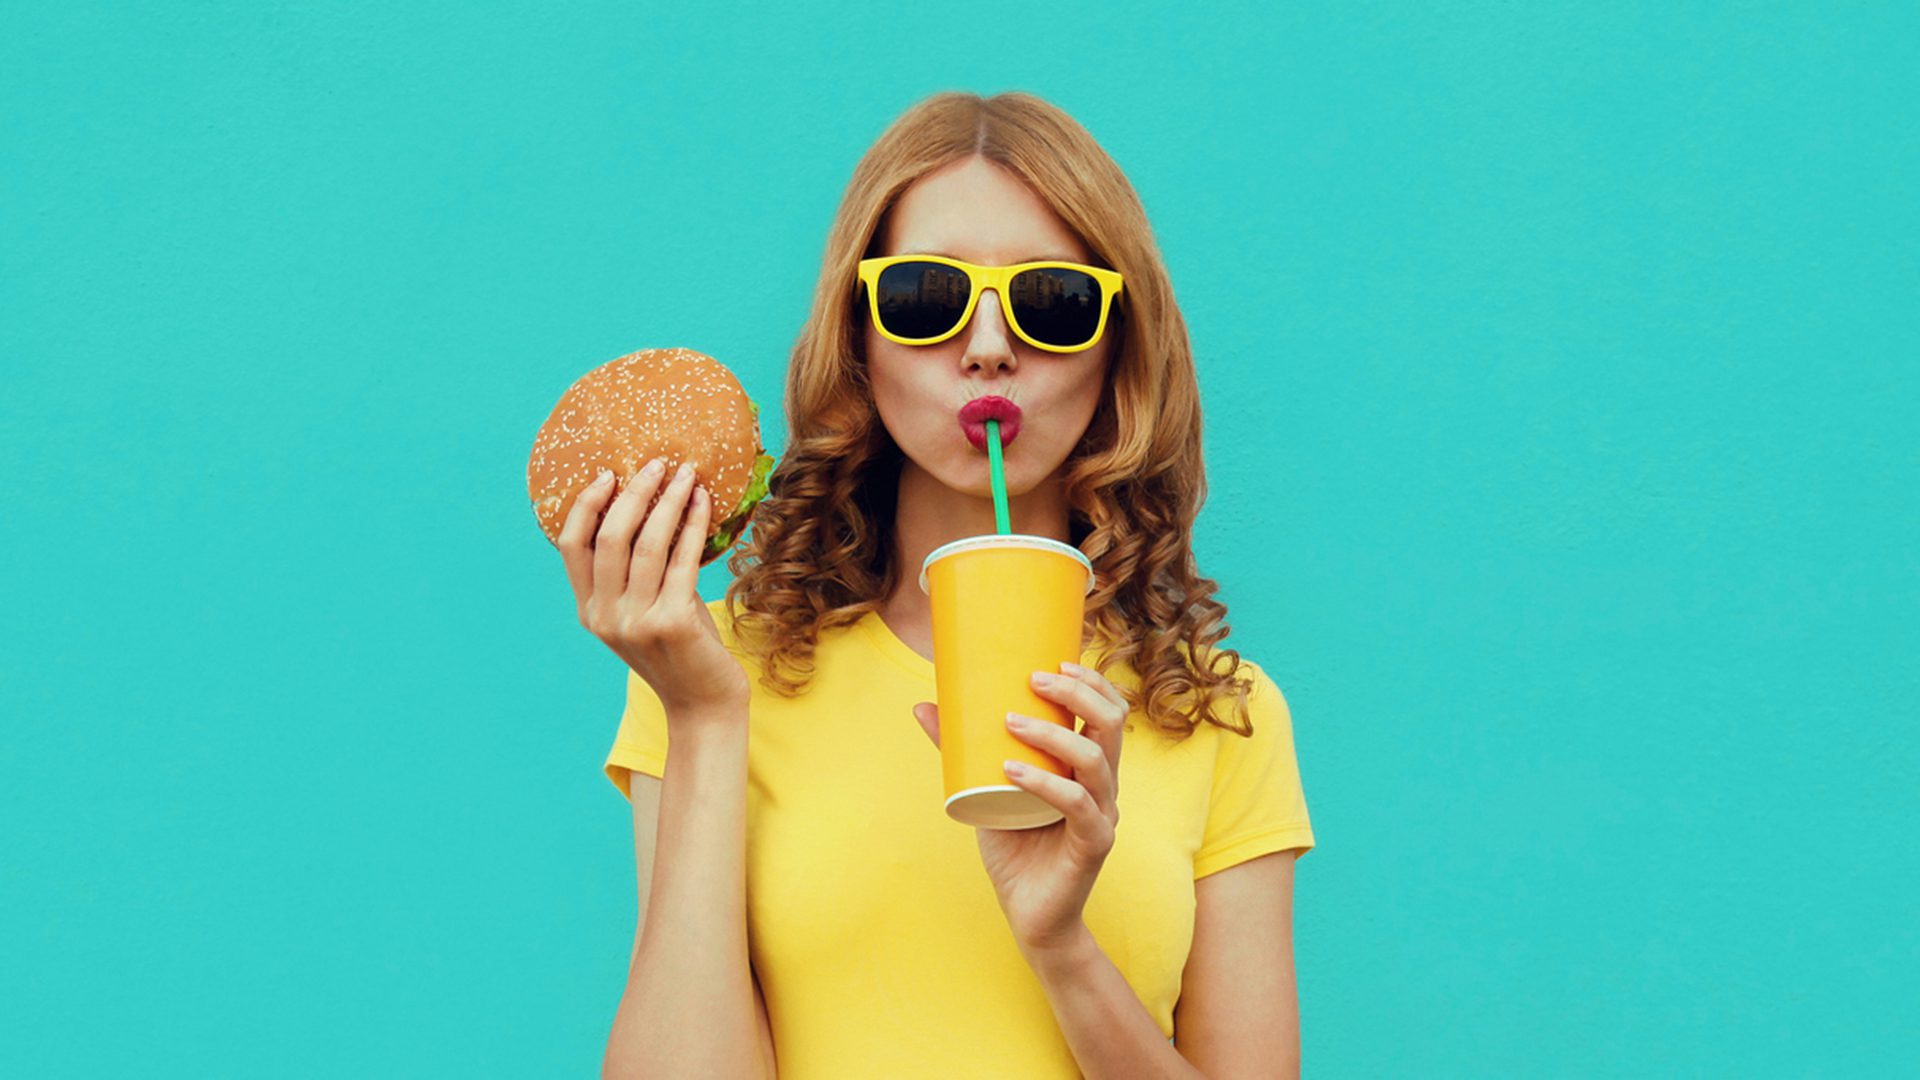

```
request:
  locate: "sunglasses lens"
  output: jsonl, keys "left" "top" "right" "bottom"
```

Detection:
{"left": 1011, "top": 267, "right": 1106, "bottom": 348}
{"left": 874, "top": 260, "right": 971, "bottom": 340}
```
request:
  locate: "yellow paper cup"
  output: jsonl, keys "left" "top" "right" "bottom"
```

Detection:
{"left": 919, "top": 534, "right": 1095, "bottom": 829}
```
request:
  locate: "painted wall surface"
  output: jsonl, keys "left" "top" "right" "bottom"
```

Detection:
{"left": 4, "top": 3, "right": 1913, "bottom": 1075}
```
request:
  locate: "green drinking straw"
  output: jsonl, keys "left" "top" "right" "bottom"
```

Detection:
{"left": 986, "top": 419, "right": 1011, "bottom": 534}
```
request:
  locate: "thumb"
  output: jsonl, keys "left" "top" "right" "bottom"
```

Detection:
{"left": 912, "top": 701, "right": 940, "bottom": 749}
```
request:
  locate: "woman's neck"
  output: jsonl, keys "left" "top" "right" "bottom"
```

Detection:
{"left": 880, "top": 458, "right": 1073, "bottom": 637}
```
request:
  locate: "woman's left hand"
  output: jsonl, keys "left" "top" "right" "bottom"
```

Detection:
{"left": 913, "top": 660, "right": 1130, "bottom": 954}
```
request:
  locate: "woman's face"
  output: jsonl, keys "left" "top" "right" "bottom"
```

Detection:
{"left": 864, "top": 155, "right": 1115, "bottom": 501}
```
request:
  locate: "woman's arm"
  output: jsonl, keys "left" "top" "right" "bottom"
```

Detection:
{"left": 1171, "top": 850, "right": 1301, "bottom": 1078}
{"left": 1023, "top": 926, "right": 1207, "bottom": 1080}
{"left": 1022, "top": 851, "right": 1302, "bottom": 1080}
{"left": 602, "top": 712, "right": 772, "bottom": 1079}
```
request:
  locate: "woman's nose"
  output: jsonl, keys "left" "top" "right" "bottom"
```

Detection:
{"left": 962, "top": 288, "right": 1016, "bottom": 371}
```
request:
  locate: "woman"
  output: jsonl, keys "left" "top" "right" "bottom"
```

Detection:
{"left": 564, "top": 91, "right": 1315, "bottom": 1079}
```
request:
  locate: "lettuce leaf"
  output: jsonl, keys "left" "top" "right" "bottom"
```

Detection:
{"left": 703, "top": 450, "right": 776, "bottom": 557}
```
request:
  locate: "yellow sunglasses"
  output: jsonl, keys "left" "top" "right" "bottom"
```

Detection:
{"left": 856, "top": 254, "right": 1125, "bottom": 353}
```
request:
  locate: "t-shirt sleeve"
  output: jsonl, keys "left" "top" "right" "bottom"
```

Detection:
{"left": 603, "top": 667, "right": 672, "bottom": 802}
{"left": 1193, "top": 661, "right": 1316, "bottom": 879}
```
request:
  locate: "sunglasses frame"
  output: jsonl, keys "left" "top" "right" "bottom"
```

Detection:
{"left": 856, "top": 254, "right": 1125, "bottom": 354}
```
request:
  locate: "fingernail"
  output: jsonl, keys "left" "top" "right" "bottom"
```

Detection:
{"left": 1006, "top": 712, "right": 1027, "bottom": 730}
{"left": 592, "top": 469, "right": 613, "bottom": 487}
{"left": 676, "top": 462, "right": 693, "bottom": 481}
{"left": 1032, "top": 672, "right": 1057, "bottom": 686}
{"left": 642, "top": 458, "right": 665, "bottom": 477}
{"left": 1004, "top": 761, "right": 1027, "bottom": 778}
{"left": 1060, "top": 661, "right": 1085, "bottom": 676}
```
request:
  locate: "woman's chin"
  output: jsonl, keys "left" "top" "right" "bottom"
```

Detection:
{"left": 918, "top": 456, "right": 1011, "bottom": 501}
{"left": 902, "top": 448, "right": 1043, "bottom": 503}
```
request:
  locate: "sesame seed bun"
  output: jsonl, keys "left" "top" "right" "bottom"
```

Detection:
{"left": 527, "top": 347, "right": 776, "bottom": 565}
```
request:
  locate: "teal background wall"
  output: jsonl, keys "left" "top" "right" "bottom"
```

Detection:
{"left": 4, "top": 3, "right": 1914, "bottom": 1075}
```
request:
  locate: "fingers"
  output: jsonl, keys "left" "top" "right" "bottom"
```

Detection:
{"left": 627, "top": 462, "right": 700, "bottom": 608}
{"left": 556, "top": 468, "right": 619, "bottom": 609}
{"left": 1031, "top": 665, "right": 1128, "bottom": 808}
{"left": 1032, "top": 669, "right": 1129, "bottom": 741}
{"left": 658, "top": 481, "right": 712, "bottom": 602}
{"left": 1006, "top": 713, "right": 1115, "bottom": 816}
{"left": 590, "top": 459, "right": 670, "bottom": 599}
{"left": 1002, "top": 745, "right": 1115, "bottom": 852}
{"left": 912, "top": 702, "right": 941, "bottom": 749}
{"left": 1061, "top": 661, "right": 1130, "bottom": 715}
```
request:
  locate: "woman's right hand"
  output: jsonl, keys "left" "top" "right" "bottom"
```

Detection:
{"left": 558, "top": 457, "right": 750, "bottom": 723}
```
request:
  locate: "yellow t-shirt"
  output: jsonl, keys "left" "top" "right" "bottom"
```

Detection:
{"left": 603, "top": 597, "right": 1315, "bottom": 1078}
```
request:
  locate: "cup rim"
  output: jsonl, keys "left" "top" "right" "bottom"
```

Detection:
{"left": 918, "top": 533, "right": 1094, "bottom": 595}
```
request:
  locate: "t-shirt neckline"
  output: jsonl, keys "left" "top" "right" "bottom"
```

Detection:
{"left": 857, "top": 609, "right": 937, "bottom": 681}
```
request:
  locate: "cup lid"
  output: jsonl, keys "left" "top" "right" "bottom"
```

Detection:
{"left": 918, "top": 534, "right": 1094, "bottom": 595}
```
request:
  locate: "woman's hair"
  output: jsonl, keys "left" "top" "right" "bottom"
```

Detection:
{"left": 722, "top": 90, "right": 1259, "bottom": 740}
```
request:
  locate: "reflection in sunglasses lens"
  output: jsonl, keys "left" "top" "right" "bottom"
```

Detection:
{"left": 875, "top": 261, "right": 971, "bottom": 339}
{"left": 1011, "top": 268, "right": 1102, "bottom": 348}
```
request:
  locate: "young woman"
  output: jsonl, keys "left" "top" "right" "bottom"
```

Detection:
{"left": 563, "top": 91, "right": 1316, "bottom": 1079}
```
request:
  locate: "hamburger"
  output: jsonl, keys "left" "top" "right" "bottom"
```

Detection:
{"left": 527, "top": 347, "right": 776, "bottom": 565}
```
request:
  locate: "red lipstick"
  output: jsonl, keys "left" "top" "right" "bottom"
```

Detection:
{"left": 958, "top": 396, "right": 1022, "bottom": 451}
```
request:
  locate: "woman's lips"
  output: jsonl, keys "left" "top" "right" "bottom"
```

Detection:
{"left": 958, "top": 396, "right": 1022, "bottom": 450}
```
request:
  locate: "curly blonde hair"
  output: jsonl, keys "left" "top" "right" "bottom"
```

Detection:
{"left": 721, "top": 90, "right": 1259, "bottom": 741}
